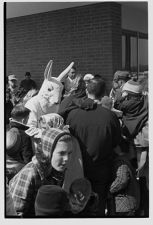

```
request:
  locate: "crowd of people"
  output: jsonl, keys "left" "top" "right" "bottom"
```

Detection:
{"left": 5, "top": 61, "right": 149, "bottom": 218}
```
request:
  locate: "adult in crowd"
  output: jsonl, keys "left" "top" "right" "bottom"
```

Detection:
{"left": 59, "top": 76, "right": 121, "bottom": 216}
{"left": 113, "top": 79, "right": 149, "bottom": 216}
{"left": 62, "top": 65, "right": 78, "bottom": 97}
{"left": 59, "top": 75, "right": 86, "bottom": 115}
{"left": 9, "top": 127, "right": 73, "bottom": 217}
{"left": 109, "top": 70, "right": 130, "bottom": 105}
{"left": 6, "top": 76, "right": 13, "bottom": 127}
{"left": 20, "top": 72, "right": 37, "bottom": 93}
{"left": 114, "top": 79, "right": 148, "bottom": 141}
{"left": 8, "top": 74, "right": 18, "bottom": 105}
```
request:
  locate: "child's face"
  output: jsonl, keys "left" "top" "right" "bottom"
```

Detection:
{"left": 51, "top": 141, "right": 72, "bottom": 172}
{"left": 69, "top": 191, "right": 89, "bottom": 214}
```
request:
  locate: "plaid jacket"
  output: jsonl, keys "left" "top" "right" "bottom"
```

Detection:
{"left": 108, "top": 156, "right": 139, "bottom": 213}
{"left": 9, "top": 128, "right": 71, "bottom": 217}
{"left": 9, "top": 160, "right": 43, "bottom": 217}
{"left": 110, "top": 164, "right": 130, "bottom": 193}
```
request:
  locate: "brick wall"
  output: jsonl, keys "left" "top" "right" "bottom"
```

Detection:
{"left": 6, "top": 2, "right": 122, "bottom": 92}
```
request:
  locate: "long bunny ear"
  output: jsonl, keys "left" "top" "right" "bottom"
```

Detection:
{"left": 57, "top": 62, "right": 74, "bottom": 82}
{"left": 44, "top": 60, "right": 53, "bottom": 80}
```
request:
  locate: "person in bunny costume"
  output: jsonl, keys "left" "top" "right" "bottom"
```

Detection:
{"left": 25, "top": 60, "right": 74, "bottom": 128}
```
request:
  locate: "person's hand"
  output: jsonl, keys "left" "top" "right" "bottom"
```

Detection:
{"left": 25, "top": 127, "right": 42, "bottom": 138}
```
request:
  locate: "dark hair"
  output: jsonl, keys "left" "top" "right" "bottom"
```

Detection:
{"left": 11, "top": 103, "right": 30, "bottom": 119}
{"left": 25, "top": 72, "right": 31, "bottom": 76}
{"left": 94, "top": 74, "right": 102, "bottom": 79}
{"left": 87, "top": 77, "right": 106, "bottom": 100}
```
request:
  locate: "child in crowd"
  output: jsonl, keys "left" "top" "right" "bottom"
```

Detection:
{"left": 107, "top": 151, "right": 140, "bottom": 217}
{"left": 9, "top": 128, "right": 73, "bottom": 217}
{"left": 68, "top": 178, "right": 99, "bottom": 217}
{"left": 8, "top": 103, "right": 33, "bottom": 163}
{"left": 6, "top": 103, "right": 33, "bottom": 181}
{"left": 35, "top": 185, "right": 69, "bottom": 217}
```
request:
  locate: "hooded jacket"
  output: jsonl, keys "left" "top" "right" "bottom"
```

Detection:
{"left": 114, "top": 94, "right": 148, "bottom": 138}
{"left": 9, "top": 128, "right": 71, "bottom": 217}
{"left": 59, "top": 97, "right": 121, "bottom": 182}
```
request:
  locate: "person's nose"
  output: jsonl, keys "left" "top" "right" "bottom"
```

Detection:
{"left": 63, "top": 154, "right": 69, "bottom": 163}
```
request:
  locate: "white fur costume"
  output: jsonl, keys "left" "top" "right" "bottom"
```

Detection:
{"left": 25, "top": 60, "right": 74, "bottom": 127}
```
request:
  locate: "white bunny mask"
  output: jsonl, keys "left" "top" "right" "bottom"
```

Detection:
{"left": 38, "top": 60, "right": 74, "bottom": 114}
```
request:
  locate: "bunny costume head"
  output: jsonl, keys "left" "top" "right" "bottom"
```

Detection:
{"left": 38, "top": 60, "right": 74, "bottom": 113}
{"left": 25, "top": 60, "right": 74, "bottom": 127}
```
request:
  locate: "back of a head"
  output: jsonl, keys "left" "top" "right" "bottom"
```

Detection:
{"left": 35, "top": 185, "right": 69, "bottom": 217}
{"left": 6, "top": 127, "right": 21, "bottom": 157}
{"left": 11, "top": 103, "right": 30, "bottom": 120}
{"left": 87, "top": 77, "right": 106, "bottom": 100}
{"left": 70, "top": 178, "right": 92, "bottom": 201}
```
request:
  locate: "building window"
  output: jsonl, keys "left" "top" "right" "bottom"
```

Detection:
{"left": 122, "top": 29, "right": 148, "bottom": 74}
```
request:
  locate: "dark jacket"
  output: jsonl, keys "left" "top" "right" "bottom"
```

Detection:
{"left": 59, "top": 97, "right": 121, "bottom": 182}
{"left": 114, "top": 94, "right": 148, "bottom": 138}
{"left": 6, "top": 101, "right": 13, "bottom": 125}
{"left": 20, "top": 79, "right": 37, "bottom": 92}
{"left": 9, "top": 120, "right": 33, "bottom": 164}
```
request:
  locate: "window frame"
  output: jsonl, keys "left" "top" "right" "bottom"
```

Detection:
{"left": 122, "top": 29, "right": 148, "bottom": 77}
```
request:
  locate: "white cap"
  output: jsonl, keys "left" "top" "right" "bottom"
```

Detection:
{"left": 83, "top": 74, "right": 94, "bottom": 81}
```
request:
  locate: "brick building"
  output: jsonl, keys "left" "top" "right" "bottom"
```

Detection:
{"left": 6, "top": 2, "right": 148, "bottom": 92}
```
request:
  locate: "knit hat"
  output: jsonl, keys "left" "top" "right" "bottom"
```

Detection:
{"left": 83, "top": 74, "right": 94, "bottom": 81}
{"left": 8, "top": 74, "right": 17, "bottom": 81}
{"left": 122, "top": 80, "right": 142, "bottom": 94}
{"left": 6, "top": 128, "right": 21, "bottom": 157}
{"left": 35, "top": 185, "right": 69, "bottom": 216}
{"left": 113, "top": 71, "right": 130, "bottom": 82}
